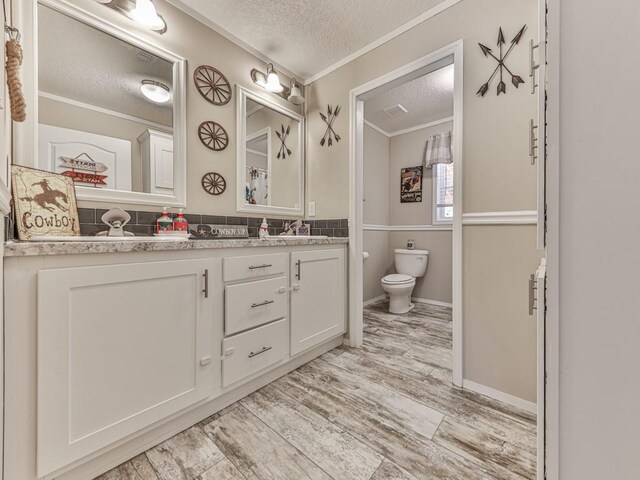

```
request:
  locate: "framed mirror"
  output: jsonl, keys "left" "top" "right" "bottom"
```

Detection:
{"left": 33, "top": 0, "right": 187, "bottom": 207}
{"left": 236, "top": 85, "right": 304, "bottom": 216}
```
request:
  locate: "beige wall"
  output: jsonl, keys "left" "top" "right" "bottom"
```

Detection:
{"left": 38, "top": 96, "right": 172, "bottom": 193}
{"left": 54, "top": 0, "right": 302, "bottom": 217}
{"left": 363, "top": 230, "right": 390, "bottom": 302}
{"left": 309, "top": 0, "right": 538, "bottom": 401}
{"left": 389, "top": 122, "right": 453, "bottom": 225}
{"left": 363, "top": 124, "right": 389, "bottom": 225}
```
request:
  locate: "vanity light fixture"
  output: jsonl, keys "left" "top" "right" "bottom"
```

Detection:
{"left": 287, "top": 78, "right": 305, "bottom": 105}
{"left": 94, "top": 0, "right": 167, "bottom": 34}
{"left": 141, "top": 80, "right": 171, "bottom": 103}
{"left": 251, "top": 63, "right": 289, "bottom": 96}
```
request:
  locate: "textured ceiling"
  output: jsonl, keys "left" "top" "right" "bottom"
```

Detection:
{"left": 39, "top": 5, "right": 173, "bottom": 127}
{"left": 364, "top": 64, "right": 454, "bottom": 134}
{"left": 166, "top": 0, "right": 447, "bottom": 80}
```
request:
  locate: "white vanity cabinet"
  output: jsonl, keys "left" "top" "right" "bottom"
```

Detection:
{"left": 138, "top": 129, "right": 174, "bottom": 196}
{"left": 291, "top": 249, "right": 346, "bottom": 355}
{"left": 36, "top": 259, "right": 221, "bottom": 476}
{"left": 3, "top": 241, "right": 347, "bottom": 480}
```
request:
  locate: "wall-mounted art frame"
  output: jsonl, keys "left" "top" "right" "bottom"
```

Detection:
{"left": 400, "top": 166, "right": 423, "bottom": 203}
{"left": 11, "top": 165, "right": 81, "bottom": 240}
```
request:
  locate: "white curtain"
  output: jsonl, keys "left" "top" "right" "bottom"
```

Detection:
{"left": 246, "top": 168, "right": 269, "bottom": 205}
{"left": 424, "top": 131, "right": 453, "bottom": 168}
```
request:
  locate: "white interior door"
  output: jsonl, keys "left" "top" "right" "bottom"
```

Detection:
{"left": 37, "top": 259, "right": 220, "bottom": 477}
{"left": 291, "top": 249, "right": 346, "bottom": 355}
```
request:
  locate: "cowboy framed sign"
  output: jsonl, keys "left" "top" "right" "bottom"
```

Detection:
{"left": 11, "top": 165, "right": 81, "bottom": 240}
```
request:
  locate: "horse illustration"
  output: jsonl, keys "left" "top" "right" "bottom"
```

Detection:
{"left": 20, "top": 179, "right": 69, "bottom": 212}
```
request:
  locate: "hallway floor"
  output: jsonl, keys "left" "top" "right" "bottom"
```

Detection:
{"left": 97, "top": 300, "right": 536, "bottom": 480}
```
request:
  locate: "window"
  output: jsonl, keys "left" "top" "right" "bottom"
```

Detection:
{"left": 433, "top": 163, "right": 454, "bottom": 223}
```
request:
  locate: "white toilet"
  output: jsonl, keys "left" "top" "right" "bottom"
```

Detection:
{"left": 381, "top": 249, "right": 429, "bottom": 314}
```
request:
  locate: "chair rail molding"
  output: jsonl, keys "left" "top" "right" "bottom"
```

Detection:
{"left": 363, "top": 224, "right": 453, "bottom": 232}
{"left": 462, "top": 210, "right": 537, "bottom": 226}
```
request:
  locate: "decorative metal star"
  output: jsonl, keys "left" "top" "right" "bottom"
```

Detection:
{"left": 477, "top": 25, "right": 527, "bottom": 97}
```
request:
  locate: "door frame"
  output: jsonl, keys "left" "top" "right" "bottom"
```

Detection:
{"left": 347, "top": 40, "right": 464, "bottom": 388}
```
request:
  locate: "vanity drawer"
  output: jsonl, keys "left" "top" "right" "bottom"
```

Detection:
{"left": 225, "top": 277, "right": 288, "bottom": 335}
{"left": 222, "top": 319, "right": 288, "bottom": 387}
{"left": 223, "top": 253, "right": 287, "bottom": 282}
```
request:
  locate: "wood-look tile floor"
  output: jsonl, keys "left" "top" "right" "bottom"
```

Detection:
{"left": 96, "top": 300, "right": 536, "bottom": 480}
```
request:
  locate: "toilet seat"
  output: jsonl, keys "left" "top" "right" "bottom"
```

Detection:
{"left": 381, "top": 274, "right": 414, "bottom": 285}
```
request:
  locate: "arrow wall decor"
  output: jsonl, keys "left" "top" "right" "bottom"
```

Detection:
{"left": 477, "top": 25, "right": 527, "bottom": 97}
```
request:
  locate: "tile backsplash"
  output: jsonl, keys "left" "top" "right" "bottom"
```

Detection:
{"left": 74, "top": 208, "right": 349, "bottom": 239}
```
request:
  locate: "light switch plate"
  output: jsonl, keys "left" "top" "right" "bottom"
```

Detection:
{"left": 308, "top": 201, "right": 316, "bottom": 217}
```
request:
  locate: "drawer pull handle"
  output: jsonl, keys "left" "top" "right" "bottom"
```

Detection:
{"left": 251, "top": 300, "right": 274, "bottom": 308}
{"left": 249, "top": 264, "right": 272, "bottom": 270}
{"left": 202, "top": 269, "right": 209, "bottom": 298}
{"left": 249, "top": 346, "right": 272, "bottom": 358}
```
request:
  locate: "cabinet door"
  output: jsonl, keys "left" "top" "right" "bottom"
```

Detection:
{"left": 37, "top": 259, "right": 220, "bottom": 477}
{"left": 290, "top": 248, "right": 346, "bottom": 355}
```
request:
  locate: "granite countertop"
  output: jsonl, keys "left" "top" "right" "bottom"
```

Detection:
{"left": 3, "top": 236, "right": 349, "bottom": 257}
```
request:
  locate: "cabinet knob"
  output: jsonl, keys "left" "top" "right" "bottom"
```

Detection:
{"left": 293, "top": 284, "right": 300, "bottom": 291}
{"left": 224, "top": 347, "right": 234, "bottom": 357}
{"left": 200, "top": 356, "right": 212, "bottom": 366}
{"left": 278, "top": 287, "right": 286, "bottom": 294}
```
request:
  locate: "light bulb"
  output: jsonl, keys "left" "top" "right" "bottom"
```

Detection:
{"left": 141, "top": 80, "right": 171, "bottom": 103}
{"left": 264, "top": 64, "right": 283, "bottom": 93}
{"left": 131, "top": 0, "right": 165, "bottom": 30}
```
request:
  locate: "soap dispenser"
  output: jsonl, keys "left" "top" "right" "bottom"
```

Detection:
{"left": 174, "top": 208, "right": 188, "bottom": 232}
{"left": 156, "top": 207, "right": 174, "bottom": 233}
{"left": 259, "top": 218, "right": 269, "bottom": 239}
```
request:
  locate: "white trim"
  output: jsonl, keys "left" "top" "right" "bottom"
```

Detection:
{"left": 363, "top": 294, "right": 387, "bottom": 307}
{"left": 304, "top": 0, "right": 463, "bottom": 84}
{"left": 349, "top": 41, "right": 463, "bottom": 390}
{"left": 18, "top": 0, "right": 188, "bottom": 208}
{"left": 462, "top": 211, "right": 538, "bottom": 225}
{"left": 388, "top": 116, "right": 454, "bottom": 137}
{"left": 545, "top": 0, "right": 559, "bottom": 477}
{"left": 0, "top": 178, "right": 10, "bottom": 215}
{"left": 38, "top": 92, "right": 172, "bottom": 133}
{"left": 235, "top": 85, "right": 305, "bottom": 216}
{"left": 363, "top": 224, "right": 452, "bottom": 232}
{"left": 164, "top": 0, "right": 301, "bottom": 82}
{"left": 411, "top": 297, "right": 453, "bottom": 308}
{"left": 363, "top": 120, "right": 390, "bottom": 137}
{"left": 462, "top": 380, "right": 537, "bottom": 415}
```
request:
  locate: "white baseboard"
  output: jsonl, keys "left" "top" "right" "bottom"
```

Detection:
{"left": 411, "top": 297, "right": 453, "bottom": 308}
{"left": 462, "top": 380, "right": 537, "bottom": 414}
{"left": 363, "top": 294, "right": 387, "bottom": 306}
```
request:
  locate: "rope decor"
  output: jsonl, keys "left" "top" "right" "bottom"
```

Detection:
{"left": 5, "top": 37, "right": 25, "bottom": 122}
{"left": 4, "top": 0, "right": 26, "bottom": 122}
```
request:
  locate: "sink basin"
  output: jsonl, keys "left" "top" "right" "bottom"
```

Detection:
{"left": 266, "top": 235, "right": 329, "bottom": 240}
{"left": 28, "top": 235, "right": 189, "bottom": 242}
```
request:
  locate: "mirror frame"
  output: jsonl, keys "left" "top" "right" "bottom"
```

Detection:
{"left": 18, "top": 0, "right": 187, "bottom": 207}
{"left": 236, "top": 85, "right": 305, "bottom": 216}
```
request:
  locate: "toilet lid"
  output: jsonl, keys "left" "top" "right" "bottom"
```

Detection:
{"left": 382, "top": 274, "right": 413, "bottom": 284}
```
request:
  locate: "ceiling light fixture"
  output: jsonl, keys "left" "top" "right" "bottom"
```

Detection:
{"left": 287, "top": 78, "right": 305, "bottom": 105}
{"left": 141, "top": 80, "right": 171, "bottom": 103}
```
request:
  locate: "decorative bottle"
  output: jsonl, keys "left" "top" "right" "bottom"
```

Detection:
{"left": 259, "top": 218, "right": 269, "bottom": 239}
{"left": 156, "top": 207, "right": 174, "bottom": 233}
{"left": 174, "top": 208, "right": 188, "bottom": 232}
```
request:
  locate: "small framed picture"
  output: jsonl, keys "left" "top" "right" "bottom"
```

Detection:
{"left": 296, "top": 224, "right": 311, "bottom": 236}
{"left": 400, "top": 166, "right": 423, "bottom": 203}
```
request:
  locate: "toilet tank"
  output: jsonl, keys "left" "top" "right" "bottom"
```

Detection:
{"left": 394, "top": 248, "right": 429, "bottom": 278}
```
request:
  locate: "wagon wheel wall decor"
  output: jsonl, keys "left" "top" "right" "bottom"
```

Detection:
{"left": 201, "top": 172, "right": 226, "bottom": 195}
{"left": 198, "top": 121, "right": 229, "bottom": 151}
{"left": 194, "top": 65, "right": 232, "bottom": 105}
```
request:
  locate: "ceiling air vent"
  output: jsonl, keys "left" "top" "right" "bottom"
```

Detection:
{"left": 134, "top": 49, "right": 157, "bottom": 64}
{"left": 383, "top": 104, "right": 408, "bottom": 117}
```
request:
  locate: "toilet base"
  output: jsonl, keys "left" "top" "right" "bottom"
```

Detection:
{"left": 388, "top": 295, "right": 415, "bottom": 314}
